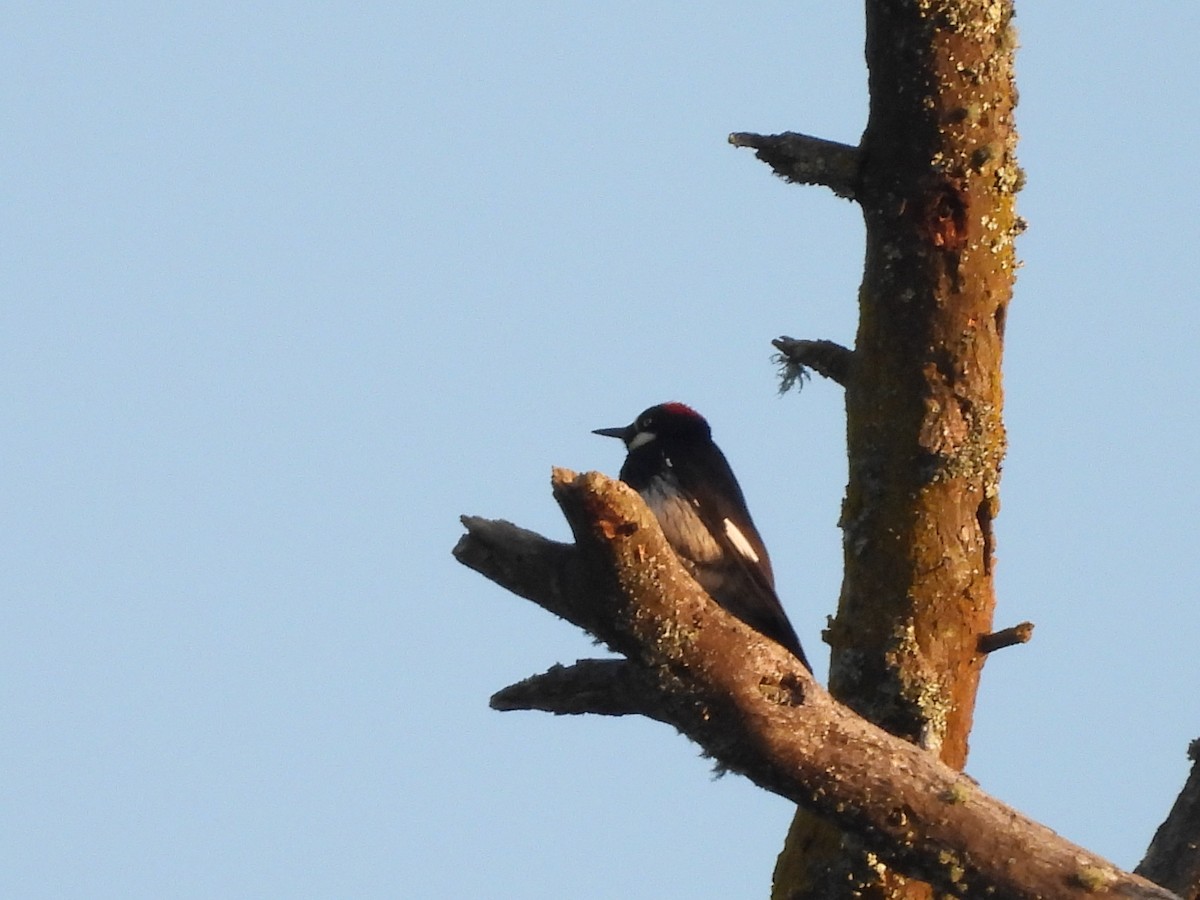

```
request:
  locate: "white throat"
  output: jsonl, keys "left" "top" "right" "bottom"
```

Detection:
{"left": 627, "top": 430, "right": 656, "bottom": 451}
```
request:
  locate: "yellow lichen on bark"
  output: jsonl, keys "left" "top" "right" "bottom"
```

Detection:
{"left": 774, "top": 2, "right": 1020, "bottom": 898}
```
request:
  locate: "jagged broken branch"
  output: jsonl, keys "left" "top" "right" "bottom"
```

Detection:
{"left": 729, "top": 131, "right": 861, "bottom": 199}
{"left": 454, "top": 470, "right": 1179, "bottom": 900}
{"left": 978, "top": 621, "right": 1035, "bottom": 654}
{"left": 773, "top": 336, "right": 853, "bottom": 389}
{"left": 490, "top": 659, "right": 663, "bottom": 719}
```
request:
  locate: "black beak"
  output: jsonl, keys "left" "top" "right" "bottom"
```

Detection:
{"left": 592, "top": 424, "right": 632, "bottom": 444}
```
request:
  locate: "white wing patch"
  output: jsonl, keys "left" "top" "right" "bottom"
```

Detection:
{"left": 723, "top": 518, "right": 760, "bottom": 563}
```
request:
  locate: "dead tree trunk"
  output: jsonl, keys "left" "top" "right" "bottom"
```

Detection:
{"left": 454, "top": 3, "right": 1199, "bottom": 899}
{"left": 732, "top": 3, "right": 1020, "bottom": 896}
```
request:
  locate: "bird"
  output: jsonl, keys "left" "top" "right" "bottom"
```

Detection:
{"left": 594, "top": 402, "right": 810, "bottom": 670}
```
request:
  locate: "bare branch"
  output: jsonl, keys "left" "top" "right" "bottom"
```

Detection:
{"left": 491, "top": 659, "right": 666, "bottom": 719}
{"left": 455, "top": 471, "right": 1180, "bottom": 900}
{"left": 772, "top": 336, "right": 853, "bottom": 389}
{"left": 1137, "top": 739, "right": 1200, "bottom": 899}
{"left": 454, "top": 515, "right": 592, "bottom": 630}
{"left": 978, "top": 621, "right": 1035, "bottom": 654}
{"left": 729, "top": 131, "right": 860, "bottom": 199}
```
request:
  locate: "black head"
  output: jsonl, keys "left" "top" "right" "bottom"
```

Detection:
{"left": 593, "top": 402, "right": 712, "bottom": 450}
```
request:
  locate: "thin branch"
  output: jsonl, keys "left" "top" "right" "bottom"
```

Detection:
{"left": 772, "top": 336, "right": 853, "bottom": 390}
{"left": 1137, "top": 739, "right": 1200, "bottom": 900}
{"left": 455, "top": 470, "right": 1180, "bottom": 900}
{"left": 491, "top": 659, "right": 665, "bottom": 719}
{"left": 977, "top": 621, "right": 1035, "bottom": 654}
{"left": 729, "top": 131, "right": 861, "bottom": 199}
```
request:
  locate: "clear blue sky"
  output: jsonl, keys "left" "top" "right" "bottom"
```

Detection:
{"left": 4, "top": 5, "right": 1198, "bottom": 898}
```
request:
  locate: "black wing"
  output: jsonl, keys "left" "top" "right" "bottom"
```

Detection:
{"left": 668, "top": 444, "right": 811, "bottom": 670}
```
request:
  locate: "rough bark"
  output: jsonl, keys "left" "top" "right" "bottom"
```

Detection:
{"left": 454, "top": 470, "right": 1179, "bottom": 900}
{"left": 732, "top": 4, "right": 1023, "bottom": 896}
{"left": 772, "top": 337, "right": 854, "bottom": 388}
{"left": 1137, "top": 740, "right": 1200, "bottom": 900}
{"left": 727, "top": 132, "right": 861, "bottom": 199}
{"left": 457, "top": 4, "right": 1199, "bottom": 896}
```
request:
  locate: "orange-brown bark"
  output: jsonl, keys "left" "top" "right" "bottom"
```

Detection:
{"left": 770, "top": 3, "right": 1022, "bottom": 897}
{"left": 455, "top": 471, "right": 1177, "bottom": 900}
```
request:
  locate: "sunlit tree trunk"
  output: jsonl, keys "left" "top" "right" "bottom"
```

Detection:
{"left": 456, "top": 2, "right": 1200, "bottom": 897}
{"left": 766, "top": 3, "right": 1021, "bottom": 897}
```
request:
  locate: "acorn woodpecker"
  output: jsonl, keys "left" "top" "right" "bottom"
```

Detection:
{"left": 594, "top": 402, "right": 810, "bottom": 670}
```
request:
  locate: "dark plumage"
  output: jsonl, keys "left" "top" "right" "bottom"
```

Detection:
{"left": 594, "top": 403, "right": 809, "bottom": 670}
